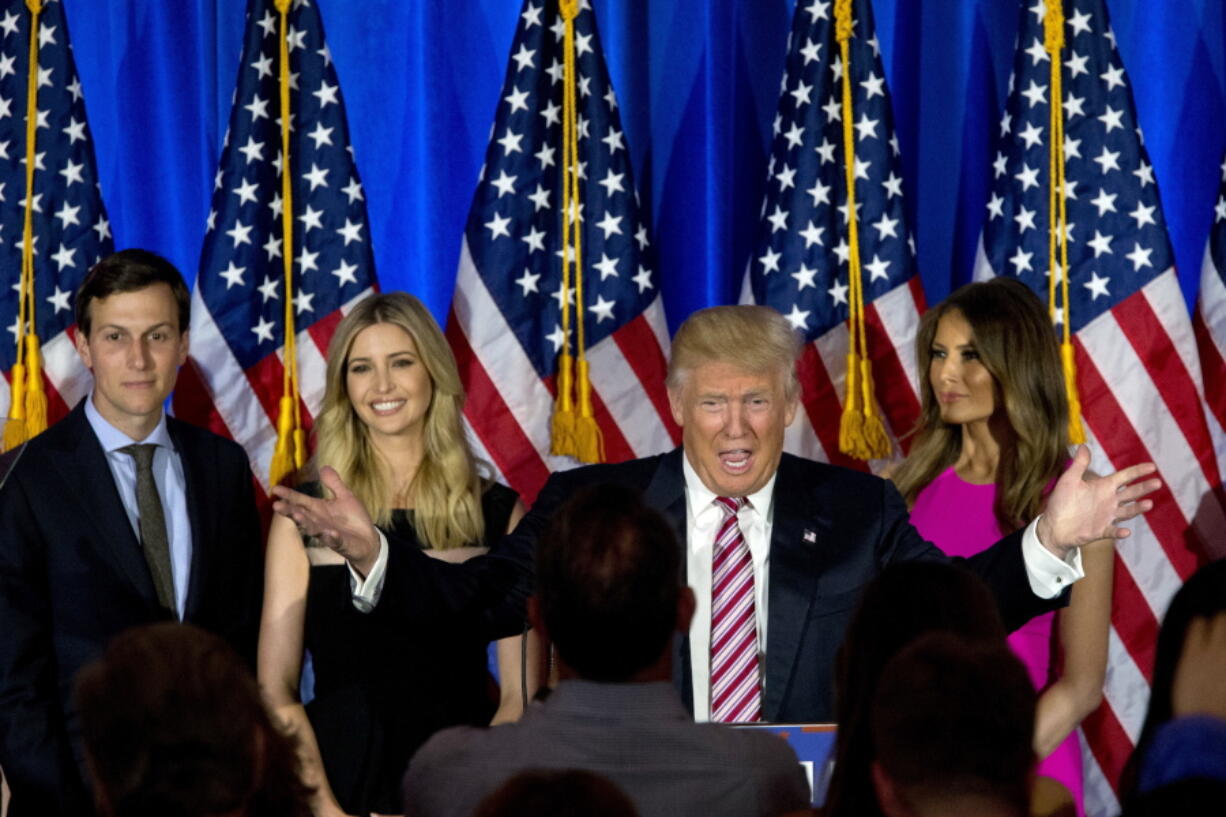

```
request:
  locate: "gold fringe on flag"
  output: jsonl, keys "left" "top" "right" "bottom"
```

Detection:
{"left": 268, "top": 0, "right": 306, "bottom": 485}
{"left": 550, "top": 0, "right": 604, "bottom": 463}
{"left": 834, "top": 0, "right": 889, "bottom": 461}
{"left": 1044, "top": 0, "right": 1085, "bottom": 444}
{"left": 4, "top": 0, "right": 47, "bottom": 450}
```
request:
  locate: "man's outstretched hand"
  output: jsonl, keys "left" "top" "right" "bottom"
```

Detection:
{"left": 271, "top": 466, "right": 381, "bottom": 577}
{"left": 1036, "top": 445, "right": 1161, "bottom": 560}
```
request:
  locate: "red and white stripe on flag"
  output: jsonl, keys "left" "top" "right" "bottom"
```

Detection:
{"left": 1193, "top": 154, "right": 1226, "bottom": 479}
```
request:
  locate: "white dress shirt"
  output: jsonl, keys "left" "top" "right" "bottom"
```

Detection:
{"left": 678, "top": 452, "right": 1082, "bottom": 722}
{"left": 85, "top": 396, "right": 192, "bottom": 618}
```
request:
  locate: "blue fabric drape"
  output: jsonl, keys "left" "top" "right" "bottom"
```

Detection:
{"left": 65, "top": 1, "right": 1226, "bottom": 330}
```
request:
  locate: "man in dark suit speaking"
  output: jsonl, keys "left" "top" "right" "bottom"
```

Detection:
{"left": 276, "top": 305, "right": 1158, "bottom": 724}
{"left": 0, "top": 250, "right": 263, "bottom": 817}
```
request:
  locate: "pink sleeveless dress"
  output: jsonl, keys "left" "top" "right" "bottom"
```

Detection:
{"left": 910, "top": 466, "right": 1084, "bottom": 816}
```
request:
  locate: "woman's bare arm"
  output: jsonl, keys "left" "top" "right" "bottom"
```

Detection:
{"left": 258, "top": 513, "right": 354, "bottom": 817}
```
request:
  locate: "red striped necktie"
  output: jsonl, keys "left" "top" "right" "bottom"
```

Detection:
{"left": 710, "top": 495, "right": 762, "bottom": 723}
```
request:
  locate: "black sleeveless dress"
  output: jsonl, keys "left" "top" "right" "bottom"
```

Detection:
{"left": 302, "top": 482, "right": 518, "bottom": 815}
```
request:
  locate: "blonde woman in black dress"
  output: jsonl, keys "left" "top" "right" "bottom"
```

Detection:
{"left": 259, "top": 293, "right": 533, "bottom": 817}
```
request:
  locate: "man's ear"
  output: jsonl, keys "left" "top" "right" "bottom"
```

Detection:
{"left": 74, "top": 326, "right": 93, "bottom": 370}
{"left": 176, "top": 328, "right": 190, "bottom": 366}
{"left": 667, "top": 385, "right": 686, "bottom": 428}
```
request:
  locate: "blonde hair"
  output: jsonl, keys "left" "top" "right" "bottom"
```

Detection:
{"left": 666, "top": 305, "right": 802, "bottom": 399}
{"left": 313, "top": 292, "right": 485, "bottom": 549}
{"left": 892, "top": 278, "right": 1069, "bottom": 532}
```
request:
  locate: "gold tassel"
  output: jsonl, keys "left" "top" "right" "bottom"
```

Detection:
{"left": 268, "top": 0, "right": 304, "bottom": 485}
{"left": 1044, "top": 0, "right": 1085, "bottom": 444}
{"left": 5, "top": 0, "right": 45, "bottom": 448}
{"left": 23, "top": 334, "right": 46, "bottom": 436}
{"left": 550, "top": 352, "right": 576, "bottom": 456}
{"left": 834, "top": 0, "right": 889, "bottom": 460}
{"left": 3, "top": 361, "right": 28, "bottom": 450}
{"left": 269, "top": 396, "right": 298, "bottom": 487}
{"left": 573, "top": 357, "right": 604, "bottom": 463}
{"left": 550, "top": 0, "right": 586, "bottom": 459}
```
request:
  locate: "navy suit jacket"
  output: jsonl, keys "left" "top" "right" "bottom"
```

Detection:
{"left": 0, "top": 401, "right": 263, "bottom": 817}
{"left": 381, "top": 448, "right": 1061, "bottom": 723}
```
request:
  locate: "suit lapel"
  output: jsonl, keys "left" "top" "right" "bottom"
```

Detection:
{"left": 49, "top": 404, "right": 159, "bottom": 605}
{"left": 763, "top": 454, "right": 828, "bottom": 721}
{"left": 642, "top": 449, "right": 693, "bottom": 714}
{"left": 171, "top": 420, "right": 210, "bottom": 620}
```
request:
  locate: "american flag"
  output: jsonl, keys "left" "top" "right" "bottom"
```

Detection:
{"left": 1, "top": 0, "right": 113, "bottom": 429}
{"left": 975, "top": 1, "right": 1226, "bottom": 813}
{"left": 447, "top": 0, "right": 678, "bottom": 502}
{"left": 1194, "top": 154, "right": 1226, "bottom": 476}
{"left": 741, "top": 0, "right": 923, "bottom": 470}
{"left": 172, "top": 0, "right": 376, "bottom": 494}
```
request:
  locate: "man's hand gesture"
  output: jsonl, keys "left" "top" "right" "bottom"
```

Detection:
{"left": 1036, "top": 445, "right": 1161, "bottom": 559}
{"left": 271, "top": 466, "right": 381, "bottom": 577}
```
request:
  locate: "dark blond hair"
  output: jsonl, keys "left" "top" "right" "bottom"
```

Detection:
{"left": 313, "top": 292, "right": 484, "bottom": 548}
{"left": 666, "top": 305, "right": 802, "bottom": 399}
{"left": 892, "top": 278, "right": 1069, "bottom": 532}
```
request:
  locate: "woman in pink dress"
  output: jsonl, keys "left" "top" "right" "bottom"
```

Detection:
{"left": 891, "top": 278, "right": 1113, "bottom": 817}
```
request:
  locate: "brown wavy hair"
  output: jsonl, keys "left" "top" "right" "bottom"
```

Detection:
{"left": 891, "top": 278, "right": 1069, "bottom": 532}
{"left": 313, "top": 292, "right": 485, "bottom": 548}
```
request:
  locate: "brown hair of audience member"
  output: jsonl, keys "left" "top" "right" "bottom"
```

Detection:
{"left": 75, "top": 249, "right": 192, "bottom": 336}
{"left": 74, "top": 623, "right": 313, "bottom": 817}
{"left": 823, "top": 561, "right": 1008, "bottom": 817}
{"left": 665, "top": 304, "right": 802, "bottom": 399}
{"left": 871, "top": 633, "right": 1037, "bottom": 817}
{"left": 892, "top": 277, "right": 1069, "bottom": 533}
{"left": 1118, "top": 557, "right": 1226, "bottom": 805}
{"left": 472, "top": 769, "right": 642, "bottom": 817}
{"left": 533, "top": 483, "right": 692, "bottom": 683}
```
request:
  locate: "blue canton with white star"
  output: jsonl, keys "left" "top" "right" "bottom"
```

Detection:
{"left": 463, "top": 0, "right": 657, "bottom": 378}
{"left": 748, "top": 0, "right": 917, "bottom": 340}
{"left": 0, "top": 0, "right": 113, "bottom": 368}
{"left": 1209, "top": 153, "right": 1226, "bottom": 281}
{"left": 982, "top": 0, "right": 1172, "bottom": 332}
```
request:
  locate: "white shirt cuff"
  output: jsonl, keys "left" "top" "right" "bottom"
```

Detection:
{"left": 1021, "top": 515, "right": 1084, "bottom": 599}
{"left": 348, "top": 529, "right": 388, "bottom": 613}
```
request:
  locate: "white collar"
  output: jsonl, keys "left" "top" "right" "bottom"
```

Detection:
{"left": 84, "top": 393, "right": 174, "bottom": 453}
{"left": 680, "top": 448, "right": 777, "bottom": 533}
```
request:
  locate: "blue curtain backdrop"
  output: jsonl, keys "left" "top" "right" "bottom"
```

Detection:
{"left": 67, "top": 1, "right": 1225, "bottom": 332}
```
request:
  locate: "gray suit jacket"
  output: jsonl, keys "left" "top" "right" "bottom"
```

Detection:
{"left": 403, "top": 680, "right": 811, "bottom": 817}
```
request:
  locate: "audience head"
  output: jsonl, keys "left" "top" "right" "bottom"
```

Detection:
{"left": 314, "top": 292, "right": 483, "bottom": 544}
{"left": 824, "top": 561, "right": 1008, "bottom": 817}
{"left": 74, "top": 623, "right": 312, "bottom": 817}
{"left": 533, "top": 483, "right": 691, "bottom": 682}
{"left": 871, "top": 633, "right": 1036, "bottom": 817}
{"left": 1120, "top": 558, "right": 1226, "bottom": 802}
{"left": 72, "top": 250, "right": 192, "bottom": 436}
{"left": 895, "top": 277, "right": 1068, "bottom": 532}
{"left": 665, "top": 304, "right": 803, "bottom": 497}
{"left": 472, "top": 770, "right": 641, "bottom": 817}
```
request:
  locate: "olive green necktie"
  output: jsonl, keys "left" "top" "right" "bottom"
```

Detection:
{"left": 119, "top": 443, "right": 175, "bottom": 614}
